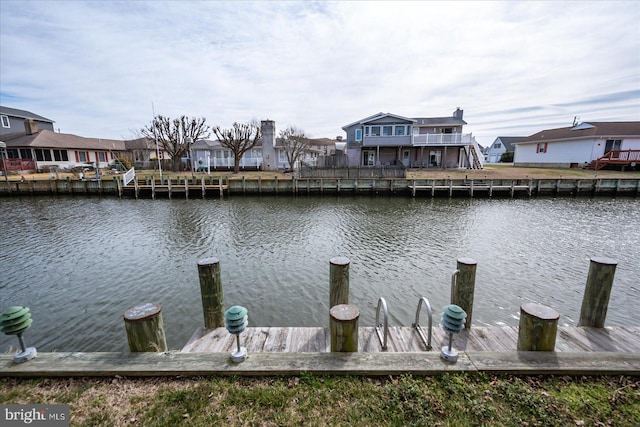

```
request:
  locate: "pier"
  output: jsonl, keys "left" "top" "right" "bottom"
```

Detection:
{"left": 2, "top": 256, "right": 639, "bottom": 378}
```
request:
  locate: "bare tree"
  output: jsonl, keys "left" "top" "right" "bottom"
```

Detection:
{"left": 278, "top": 126, "right": 310, "bottom": 172}
{"left": 212, "top": 121, "right": 262, "bottom": 174}
{"left": 142, "top": 115, "right": 210, "bottom": 172}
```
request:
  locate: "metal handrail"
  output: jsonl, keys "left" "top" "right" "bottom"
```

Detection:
{"left": 375, "top": 297, "right": 389, "bottom": 350}
{"left": 412, "top": 297, "right": 433, "bottom": 350}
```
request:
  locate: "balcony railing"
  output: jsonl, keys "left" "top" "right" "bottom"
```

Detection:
{"left": 3, "top": 159, "right": 37, "bottom": 171}
{"left": 412, "top": 133, "right": 474, "bottom": 146}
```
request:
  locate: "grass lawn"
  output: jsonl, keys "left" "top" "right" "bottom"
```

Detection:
{"left": 5, "top": 164, "right": 640, "bottom": 183}
{"left": 1, "top": 374, "right": 638, "bottom": 426}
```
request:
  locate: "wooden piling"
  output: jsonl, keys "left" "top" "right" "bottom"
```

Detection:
{"left": 517, "top": 303, "right": 559, "bottom": 351}
{"left": 578, "top": 257, "right": 618, "bottom": 327}
{"left": 197, "top": 257, "right": 225, "bottom": 329}
{"left": 330, "top": 304, "right": 359, "bottom": 352}
{"left": 123, "top": 303, "right": 168, "bottom": 352}
{"left": 452, "top": 258, "right": 477, "bottom": 329}
{"left": 330, "top": 257, "right": 350, "bottom": 308}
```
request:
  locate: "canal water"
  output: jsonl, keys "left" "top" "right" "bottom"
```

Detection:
{"left": 1, "top": 195, "right": 638, "bottom": 352}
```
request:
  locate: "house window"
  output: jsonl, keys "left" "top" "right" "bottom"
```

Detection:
{"left": 382, "top": 126, "right": 393, "bottom": 136}
{"left": 77, "top": 151, "right": 89, "bottom": 162}
{"left": 97, "top": 152, "right": 106, "bottom": 162}
{"left": 53, "top": 150, "right": 69, "bottom": 161}
{"left": 395, "top": 126, "right": 405, "bottom": 136}
{"left": 1, "top": 115, "right": 9, "bottom": 128}
{"left": 34, "top": 149, "right": 52, "bottom": 161}
{"left": 493, "top": 142, "right": 502, "bottom": 149}
{"left": 7, "top": 149, "right": 19, "bottom": 159}
{"left": 370, "top": 126, "right": 381, "bottom": 136}
{"left": 355, "top": 128, "right": 362, "bottom": 142}
{"left": 20, "top": 148, "right": 33, "bottom": 159}
{"left": 536, "top": 143, "right": 548, "bottom": 153}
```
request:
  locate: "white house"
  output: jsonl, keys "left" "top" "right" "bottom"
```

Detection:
{"left": 486, "top": 136, "right": 525, "bottom": 163}
{"left": 513, "top": 122, "right": 640, "bottom": 169}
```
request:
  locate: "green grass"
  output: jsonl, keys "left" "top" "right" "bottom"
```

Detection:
{"left": 1, "top": 374, "right": 638, "bottom": 426}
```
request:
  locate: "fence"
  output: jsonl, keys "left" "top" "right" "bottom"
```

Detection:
{"left": 299, "top": 163, "right": 406, "bottom": 179}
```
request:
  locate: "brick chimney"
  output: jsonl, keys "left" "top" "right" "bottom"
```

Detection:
{"left": 453, "top": 108, "right": 463, "bottom": 120}
{"left": 24, "top": 120, "right": 39, "bottom": 135}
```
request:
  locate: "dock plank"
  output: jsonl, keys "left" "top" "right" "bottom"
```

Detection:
{"left": 2, "top": 351, "right": 637, "bottom": 377}
{"left": 181, "top": 326, "right": 640, "bottom": 354}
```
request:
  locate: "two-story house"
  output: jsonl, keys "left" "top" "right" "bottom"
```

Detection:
{"left": 1, "top": 106, "right": 55, "bottom": 136}
{"left": 341, "top": 108, "right": 483, "bottom": 169}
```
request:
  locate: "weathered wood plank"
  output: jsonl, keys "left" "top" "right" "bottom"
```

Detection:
{"left": 468, "top": 352, "right": 640, "bottom": 375}
{"left": 181, "top": 326, "right": 640, "bottom": 353}
{"left": 0, "top": 352, "right": 474, "bottom": 377}
{"left": 2, "top": 351, "right": 638, "bottom": 377}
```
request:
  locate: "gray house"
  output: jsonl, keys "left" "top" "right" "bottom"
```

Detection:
{"left": 341, "top": 108, "right": 483, "bottom": 169}
{"left": 485, "top": 136, "right": 526, "bottom": 163}
{"left": 0, "top": 106, "right": 55, "bottom": 136}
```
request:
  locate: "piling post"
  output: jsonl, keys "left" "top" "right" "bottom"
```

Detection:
{"left": 330, "top": 256, "right": 350, "bottom": 308}
{"left": 275, "top": 175, "right": 278, "bottom": 194}
{"left": 168, "top": 179, "right": 172, "bottom": 200}
{"left": 578, "top": 257, "right": 617, "bottom": 327}
{"left": 197, "top": 257, "right": 226, "bottom": 329}
{"left": 451, "top": 258, "right": 477, "bottom": 329}
{"left": 201, "top": 177, "right": 205, "bottom": 199}
{"left": 123, "top": 303, "right": 168, "bottom": 352}
{"left": 184, "top": 178, "right": 188, "bottom": 199}
{"left": 330, "top": 304, "right": 359, "bottom": 352}
{"left": 517, "top": 303, "right": 559, "bottom": 351}
{"left": 219, "top": 176, "right": 223, "bottom": 198}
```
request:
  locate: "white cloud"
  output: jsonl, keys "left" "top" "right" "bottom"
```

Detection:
{"left": 1, "top": 0, "right": 638, "bottom": 146}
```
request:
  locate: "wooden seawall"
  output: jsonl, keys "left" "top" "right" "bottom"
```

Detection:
{"left": 1, "top": 177, "right": 639, "bottom": 198}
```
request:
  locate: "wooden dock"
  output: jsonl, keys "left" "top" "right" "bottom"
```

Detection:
{"left": 182, "top": 326, "right": 640, "bottom": 354}
{"left": 2, "top": 326, "right": 638, "bottom": 377}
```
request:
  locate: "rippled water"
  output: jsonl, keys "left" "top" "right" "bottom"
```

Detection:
{"left": 1, "top": 195, "right": 638, "bottom": 352}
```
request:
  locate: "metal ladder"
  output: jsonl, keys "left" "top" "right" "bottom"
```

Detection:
{"left": 374, "top": 296, "right": 434, "bottom": 351}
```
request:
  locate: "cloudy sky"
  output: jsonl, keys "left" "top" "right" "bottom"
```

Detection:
{"left": 1, "top": 1, "right": 639, "bottom": 147}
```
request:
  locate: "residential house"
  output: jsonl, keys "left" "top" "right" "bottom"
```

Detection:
{"left": 1, "top": 122, "right": 127, "bottom": 172}
{"left": 513, "top": 122, "right": 640, "bottom": 169}
{"left": 341, "top": 108, "right": 483, "bottom": 169}
{"left": 485, "top": 136, "right": 526, "bottom": 163}
{"left": 0, "top": 106, "right": 55, "bottom": 136}
{"left": 191, "top": 120, "right": 336, "bottom": 171}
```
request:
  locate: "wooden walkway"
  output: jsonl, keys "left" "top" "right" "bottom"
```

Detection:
{"left": 182, "top": 326, "right": 640, "bottom": 354}
{"left": 2, "top": 326, "right": 638, "bottom": 378}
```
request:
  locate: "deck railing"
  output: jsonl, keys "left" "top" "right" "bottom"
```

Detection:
{"left": 412, "top": 133, "right": 475, "bottom": 146}
{"left": 594, "top": 150, "right": 640, "bottom": 170}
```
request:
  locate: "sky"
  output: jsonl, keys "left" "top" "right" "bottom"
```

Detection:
{"left": 1, "top": 1, "right": 639, "bottom": 147}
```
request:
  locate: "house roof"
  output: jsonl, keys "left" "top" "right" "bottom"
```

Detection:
{"left": 1, "top": 129, "right": 126, "bottom": 151}
{"left": 496, "top": 136, "right": 527, "bottom": 151}
{"left": 124, "top": 137, "right": 157, "bottom": 150}
{"left": 0, "top": 106, "right": 55, "bottom": 123}
{"left": 343, "top": 111, "right": 466, "bottom": 130}
{"left": 412, "top": 116, "right": 467, "bottom": 126}
{"left": 517, "top": 122, "right": 640, "bottom": 144}
{"left": 342, "top": 112, "right": 417, "bottom": 130}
